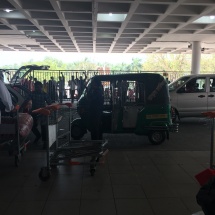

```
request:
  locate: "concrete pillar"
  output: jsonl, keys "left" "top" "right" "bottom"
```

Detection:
{"left": 191, "top": 41, "right": 201, "bottom": 75}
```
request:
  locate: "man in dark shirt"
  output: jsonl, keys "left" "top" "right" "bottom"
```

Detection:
{"left": 87, "top": 79, "right": 104, "bottom": 140}
{"left": 25, "top": 81, "right": 52, "bottom": 147}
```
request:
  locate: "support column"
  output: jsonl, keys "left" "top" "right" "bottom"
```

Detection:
{"left": 191, "top": 41, "right": 201, "bottom": 75}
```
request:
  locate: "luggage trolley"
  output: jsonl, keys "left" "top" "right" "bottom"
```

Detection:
{"left": 33, "top": 103, "right": 108, "bottom": 181}
{"left": 0, "top": 108, "right": 33, "bottom": 166}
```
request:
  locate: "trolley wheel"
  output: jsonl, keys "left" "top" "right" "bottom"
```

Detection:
{"left": 90, "top": 162, "right": 96, "bottom": 176}
{"left": 148, "top": 131, "right": 165, "bottom": 145}
{"left": 8, "top": 148, "right": 13, "bottom": 156}
{"left": 71, "top": 124, "right": 84, "bottom": 140}
{"left": 8, "top": 141, "right": 14, "bottom": 156}
{"left": 20, "top": 148, "right": 25, "bottom": 156}
{"left": 15, "top": 154, "right": 21, "bottom": 167}
{"left": 38, "top": 167, "right": 51, "bottom": 182}
{"left": 50, "top": 164, "right": 57, "bottom": 169}
{"left": 90, "top": 168, "right": 96, "bottom": 176}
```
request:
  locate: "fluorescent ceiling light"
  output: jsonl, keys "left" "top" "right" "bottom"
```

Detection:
{"left": 4, "top": 9, "right": 13, "bottom": 13}
{"left": 97, "top": 13, "right": 127, "bottom": 22}
{"left": 25, "top": 31, "right": 44, "bottom": 36}
{"left": 194, "top": 16, "right": 215, "bottom": 24}
{"left": 0, "top": 11, "right": 25, "bottom": 19}
{"left": 97, "top": 33, "right": 115, "bottom": 38}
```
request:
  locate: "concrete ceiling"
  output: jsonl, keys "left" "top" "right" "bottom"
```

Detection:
{"left": 1, "top": 0, "right": 215, "bottom": 54}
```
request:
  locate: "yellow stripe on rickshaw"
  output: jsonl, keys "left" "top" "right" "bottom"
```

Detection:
{"left": 146, "top": 114, "right": 168, "bottom": 119}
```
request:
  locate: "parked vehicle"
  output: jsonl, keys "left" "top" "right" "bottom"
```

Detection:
{"left": 71, "top": 73, "right": 178, "bottom": 145}
{"left": 169, "top": 74, "right": 215, "bottom": 119}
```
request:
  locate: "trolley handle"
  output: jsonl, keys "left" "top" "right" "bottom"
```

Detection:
{"left": 59, "top": 103, "right": 72, "bottom": 108}
{"left": 32, "top": 104, "right": 60, "bottom": 116}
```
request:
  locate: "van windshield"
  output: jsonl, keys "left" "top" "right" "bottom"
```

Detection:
{"left": 168, "top": 76, "right": 190, "bottom": 91}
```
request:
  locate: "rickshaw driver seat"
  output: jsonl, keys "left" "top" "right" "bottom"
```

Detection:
{"left": 102, "top": 110, "right": 112, "bottom": 131}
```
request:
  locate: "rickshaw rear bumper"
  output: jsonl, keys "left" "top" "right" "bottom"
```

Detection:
{"left": 144, "top": 123, "right": 179, "bottom": 133}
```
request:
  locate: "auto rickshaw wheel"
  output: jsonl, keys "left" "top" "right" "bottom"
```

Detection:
{"left": 71, "top": 124, "right": 84, "bottom": 140}
{"left": 148, "top": 131, "right": 165, "bottom": 145}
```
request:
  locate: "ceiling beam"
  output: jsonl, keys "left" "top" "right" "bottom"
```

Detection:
{"left": 49, "top": 0, "right": 80, "bottom": 52}
{"left": 108, "top": 0, "right": 141, "bottom": 53}
{"left": 124, "top": 0, "right": 187, "bottom": 53}
{"left": 7, "top": 0, "right": 65, "bottom": 52}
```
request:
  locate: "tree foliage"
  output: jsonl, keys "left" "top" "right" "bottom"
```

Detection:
{"left": 2, "top": 53, "right": 215, "bottom": 74}
{"left": 142, "top": 54, "right": 191, "bottom": 72}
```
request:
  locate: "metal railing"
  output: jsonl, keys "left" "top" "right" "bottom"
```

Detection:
{"left": 4, "top": 69, "right": 209, "bottom": 102}
{"left": 4, "top": 69, "right": 191, "bottom": 83}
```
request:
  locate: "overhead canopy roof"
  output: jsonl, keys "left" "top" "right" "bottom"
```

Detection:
{"left": 1, "top": 0, "right": 215, "bottom": 54}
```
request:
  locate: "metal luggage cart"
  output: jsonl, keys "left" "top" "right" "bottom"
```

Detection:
{"left": 34, "top": 103, "right": 108, "bottom": 181}
{"left": 0, "top": 110, "right": 32, "bottom": 166}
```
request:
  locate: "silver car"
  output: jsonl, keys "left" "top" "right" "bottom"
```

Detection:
{"left": 169, "top": 74, "right": 215, "bottom": 119}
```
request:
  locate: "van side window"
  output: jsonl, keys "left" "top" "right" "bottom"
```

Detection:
{"left": 185, "top": 77, "right": 206, "bottom": 93}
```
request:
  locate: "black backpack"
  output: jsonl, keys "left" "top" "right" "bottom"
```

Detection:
{"left": 196, "top": 176, "right": 215, "bottom": 215}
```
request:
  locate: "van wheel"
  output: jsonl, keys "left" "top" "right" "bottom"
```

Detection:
{"left": 71, "top": 124, "right": 84, "bottom": 140}
{"left": 148, "top": 131, "right": 165, "bottom": 145}
{"left": 171, "top": 107, "right": 180, "bottom": 123}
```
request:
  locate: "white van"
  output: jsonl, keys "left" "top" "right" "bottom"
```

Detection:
{"left": 169, "top": 74, "right": 215, "bottom": 118}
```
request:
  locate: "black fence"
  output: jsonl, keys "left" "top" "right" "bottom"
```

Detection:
{"left": 4, "top": 69, "right": 189, "bottom": 102}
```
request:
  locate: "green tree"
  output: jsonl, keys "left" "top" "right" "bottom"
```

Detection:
{"left": 142, "top": 54, "right": 191, "bottom": 72}
{"left": 111, "top": 62, "right": 129, "bottom": 71}
{"left": 128, "top": 58, "right": 143, "bottom": 71}
{"left": 73, "top": 57, "right": 97, "bottom": 70}
{"left": 201, "top": 55, "right": 215, "bottom": 73}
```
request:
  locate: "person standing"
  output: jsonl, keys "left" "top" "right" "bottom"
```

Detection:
{"left": 48, "top": 76, "right": 57, "bottom": 102}
{"left": 57, "top": 73, "right": 65, "bottom": 103}
{"left": 42, "top": 79, "right": 48, "bottom": 93}
{"left": 69, "top": 75, "right": 76, "bottom": 103}
{"left": 28, "top": 76, "right": 35, "bottom": 91}
{"left": 24, "top": 81, "right": 52, "bottom": 148}
{"left": 0, "top": 70, "right": 14, "bottom": 123}
{"left": 78, "top": 72, "right": 87, "bottom": 99}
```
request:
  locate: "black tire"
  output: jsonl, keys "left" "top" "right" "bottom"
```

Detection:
{"left": 14, "top": 155, "right": 20, "bottom": 167}
{"left": 148, "top": 131, "right": 165, "bottom": 145}
{"left": 38, "top": 167, "right": 51, "bottom": 182}
{"left": 8, "top": 148, "right": 13, "bottom": 156}
{"left": 71, "top": 124, "right": 84, "bottom": 140}
{"left": 50, "top": 164, "right": 57, "bottom": 169}
{"left": 171, "top": 107, "right": 180, "bottom": 123}
{"left": 90, "top": 168, "right": 95, "bottom": 176}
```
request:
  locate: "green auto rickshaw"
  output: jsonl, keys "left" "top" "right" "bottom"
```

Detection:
{"left": 71, "top": 73, "right": 178, "bottom": 144}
